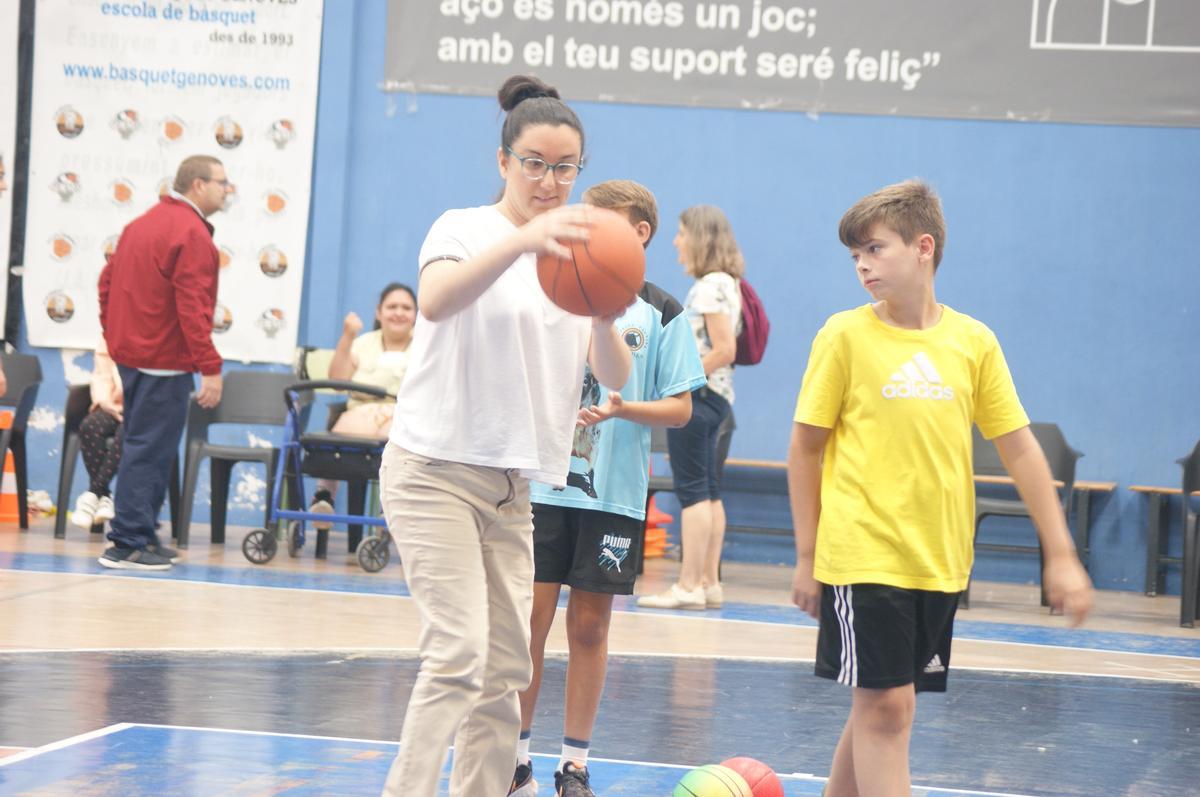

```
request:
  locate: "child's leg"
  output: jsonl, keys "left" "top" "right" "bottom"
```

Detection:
{"left": 518, "top": 581, "right": 563, "bottom": 735}
{"left": 562, "top": 588, "right": 614, "bottom": 758}
{"left": 825, "top": 714, "right": 858, "bottom": 797}
{"left": 844, "top": 685, "right": 914, "bottom": 797}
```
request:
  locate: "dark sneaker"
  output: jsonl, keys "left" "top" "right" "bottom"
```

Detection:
{"left": 310, "top": 489, "right": 334, "bottom": 531}
{"left": 554, "top": 762, "right": 593, "bottom": 797}
{"left": 148, "top": 543, "right": 182, "bottom": 563}
{"left": 98, "top": 546, "right": 172, "bottom": 571}
{"left": 509, "top": 760, "right": 538, "bottom": 796}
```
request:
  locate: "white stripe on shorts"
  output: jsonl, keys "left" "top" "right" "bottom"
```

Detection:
{"left": 834, "top": 585, "right": 857, "bottom": 686}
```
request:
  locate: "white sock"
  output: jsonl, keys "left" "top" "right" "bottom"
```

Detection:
{"left": 516, "top": 729, "right": 531, "bottom": 765}
{"left": 560, "top": 737, "right": 589, "bottom": 771}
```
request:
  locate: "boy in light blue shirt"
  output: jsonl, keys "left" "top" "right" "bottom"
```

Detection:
{"left": 509, "top": 181, "right": 706, "bottom": 797}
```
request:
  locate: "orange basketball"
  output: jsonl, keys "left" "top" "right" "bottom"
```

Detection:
{"left": 537, "top": 206, "right": 645, "bottom": 317}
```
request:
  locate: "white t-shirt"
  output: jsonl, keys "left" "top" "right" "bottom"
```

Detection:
{"left": 686, "top": 271, "right": 742, "bottom": 404}
{"left": 389, "top": 205, "right": 592, "bottom": 487}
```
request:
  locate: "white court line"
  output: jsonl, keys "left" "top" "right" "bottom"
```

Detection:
{"left": 0, "top": 567, "right": 414, "bottom": 601}
{"left": 0, "top": 722, "right": 132, "bottom": 766}
{"left": 0, "top": 722, "right": 1045, "bottom": 796}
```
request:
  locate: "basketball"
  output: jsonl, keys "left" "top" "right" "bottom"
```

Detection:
{"left": 673, "top": 764, "right": 753, "bottom": 797}
{"left": 536, "top": 206, "right": 645, "bottom": 317}
{"left": 720, "top": 757, "right": 785, "bottom": 797}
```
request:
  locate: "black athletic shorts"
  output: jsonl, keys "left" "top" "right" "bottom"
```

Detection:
{"left": 815, "top": 583, "right": 960, "bottom": 692}
{"left": 532, "top": 504, "right": 643, "bottom": 594}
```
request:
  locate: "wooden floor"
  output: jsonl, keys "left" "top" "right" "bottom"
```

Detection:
{"left": 1, "top": 518, "right": 1196, "bottom": 682}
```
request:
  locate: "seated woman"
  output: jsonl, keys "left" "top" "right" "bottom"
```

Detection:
{"left": 72, "top": 338, "right": 123, "bottom": 528}
{"left": 310, "top": 282, "right": 416, "bottom": 525}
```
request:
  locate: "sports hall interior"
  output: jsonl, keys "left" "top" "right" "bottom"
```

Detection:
{"left": 1, "top": 2, "right": 1197, "bottom": 796}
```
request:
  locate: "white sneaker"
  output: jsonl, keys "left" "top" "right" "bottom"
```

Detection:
{"left": 636, "top": 583, "right": 706, "bottom": 610}
{"left": 71, "top": 491, "right": 100, "bottom": 529}
{"left": 93, "top": 495, "right": 116, "bottom": 523}
{"left": 704, "top": 583, "right": 724, "bottom": 608}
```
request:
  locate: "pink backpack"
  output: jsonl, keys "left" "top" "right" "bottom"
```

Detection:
{"left": 734, "top": 279, "right": 770, "bottom": 366}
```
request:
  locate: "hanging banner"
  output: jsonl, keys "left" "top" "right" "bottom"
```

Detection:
{"left": 385, "top": 0, "right": 1200, "bottom": 128}
{"left": 0, "top": 0, "right": 18, "bottom": 333}
{"left": 24, "top": 0, "right": 324, "bottom": 363}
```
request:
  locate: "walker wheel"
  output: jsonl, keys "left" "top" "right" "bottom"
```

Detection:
{"left": 242, "top": 529, "right": 278, "bottom": 564}
{"left": 287, "top": 521, "right": 304, "bottom": 558}
{"left": 356, "top": 536, "right": 390, "bottom": 573}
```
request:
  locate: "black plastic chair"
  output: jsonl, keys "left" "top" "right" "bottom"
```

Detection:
{"left": 1178, "top": 440, "right": 1200, "bottom": 628}
{"left": 964, "top": 422, "right": 1081, "bottom": 608}
{"left": 54, "top": 383, "right": 181, "bottom": 538}
{"left": 0, "top": 353, "right": 42, "bottom": 530}
{"left": 176, "top": 371, "right": 305, "bottom": 549}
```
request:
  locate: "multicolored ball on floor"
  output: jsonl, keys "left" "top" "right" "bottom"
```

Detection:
{"left": 720, "top": 756, "right": 785, "bottom": 797}
{"left": 673, "top": 763, "right": 753, "bottom": 796}
{"left": 536, "top": 206, "right": 645, "bottom": 317}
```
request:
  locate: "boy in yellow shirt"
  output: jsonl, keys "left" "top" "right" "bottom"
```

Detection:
{"left": 787, "top": 179, "right": 1094, "bottom": 797}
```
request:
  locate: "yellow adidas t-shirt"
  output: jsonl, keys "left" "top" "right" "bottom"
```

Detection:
{"left": 793, "top": 304, "right": 1029, "bottom": 592}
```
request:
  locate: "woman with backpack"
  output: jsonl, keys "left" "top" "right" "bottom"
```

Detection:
{"left": 638, "top": 205, "right": 745, "bottom": 611}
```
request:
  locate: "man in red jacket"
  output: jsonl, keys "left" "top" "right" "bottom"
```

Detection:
{"left": 97, "top": 155, "right": 231, "bottom": 570}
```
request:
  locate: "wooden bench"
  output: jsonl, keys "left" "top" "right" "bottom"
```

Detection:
{"left": 1128, "top": 485, "right": 1199, "bottom": 596}
{"left": 973, "top": 476, "right": 1116, "bottom": 567}
{"left": 689, "top": 461, "right": 1115, "bottom": 562}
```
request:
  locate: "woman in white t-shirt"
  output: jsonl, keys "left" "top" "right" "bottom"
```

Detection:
{"left": 378, "top": 75, "right": 631, "bottom": 797}
{"left": 309, "top": 283, "right": 416, "bottom": 524}
{"left": 638, "top": 205, "right": 744, "bottom": 611}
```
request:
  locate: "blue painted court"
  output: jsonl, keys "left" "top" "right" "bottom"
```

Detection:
{"left": 0, "top": 723, "right": 1073, "bottom": 796}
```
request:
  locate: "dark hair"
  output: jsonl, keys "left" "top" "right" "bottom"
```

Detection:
{"left": 497, "top": 75, "right": 585, "bottom": 157}
{"left": 373, "top": 282, "right": 417, "bottom": 330}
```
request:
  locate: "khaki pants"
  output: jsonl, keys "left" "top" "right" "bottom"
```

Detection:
{"left": 379, "top": 444, "right": 534, "bottom": 797}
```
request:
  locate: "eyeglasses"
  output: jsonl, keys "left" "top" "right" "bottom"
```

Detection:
{"left": 506, "top": 148, "right": 582, "bottom": 185}
{"left": 202, "top": 177, "right": 232, "bottom": 188}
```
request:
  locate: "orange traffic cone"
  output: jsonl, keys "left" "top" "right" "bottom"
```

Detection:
{"left": 0, "top": 450, "right": 19, "bottom": 523}
{"left": 642, "top": 493, "right": 673, "bottom": 559}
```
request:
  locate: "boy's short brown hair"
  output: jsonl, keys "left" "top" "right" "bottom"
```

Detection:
{"left": 582, "top": 179, "right": 658, "bottom": 248}
{"left": 839, "top": 179, "right": 946, "bottom": 270}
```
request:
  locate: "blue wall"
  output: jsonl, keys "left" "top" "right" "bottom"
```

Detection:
{"left": 18, "top": 2, "right": 1199, "bottom": 593}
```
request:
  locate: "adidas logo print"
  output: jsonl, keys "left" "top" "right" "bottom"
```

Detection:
{"left": 924, "top": 654, "right": 946, "bottom": 674}
{"left": 882, "top": 352, "right": 955, "bottom": 400}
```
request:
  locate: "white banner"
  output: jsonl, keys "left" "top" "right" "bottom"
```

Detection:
{"left": 24, "top": 0, "right": 324, "bottom": 364}
{"left": 0, "top": 0, "right": 17, "bottom": 334}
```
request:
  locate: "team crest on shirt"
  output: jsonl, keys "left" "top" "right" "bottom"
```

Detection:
{"left": 621, "top": 325, "right": 646, "bottom": 353}
{"left": 597, "top": 533, "right": 631, "bottom": 572}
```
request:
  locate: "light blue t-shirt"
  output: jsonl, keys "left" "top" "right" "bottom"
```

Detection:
{"left": 531, "top": 281, "right": 706, "bottom": 520}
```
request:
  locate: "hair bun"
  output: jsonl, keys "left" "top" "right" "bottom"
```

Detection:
{"left": 497, "top": 75, "right": 561, "bottom": 112}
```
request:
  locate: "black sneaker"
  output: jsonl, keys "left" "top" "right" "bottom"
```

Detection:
{"left": 147, "top": 543, "right": 182, "bottom": 563}
{"left": 509, "top": 760, "right": 538, "bottom": 796}
{"left": 98, "top": 546, "right": 172, "bottom": 571}
{"left": 554, "top": 762, "right": 593, "bottom": 797}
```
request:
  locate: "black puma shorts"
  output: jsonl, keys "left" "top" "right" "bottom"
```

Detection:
{"left": 532, "top": 504, "right": 643, "bottom": 594}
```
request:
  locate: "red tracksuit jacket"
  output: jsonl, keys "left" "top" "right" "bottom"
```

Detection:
{"left": 99, "top": 196, "right": 223, "bottom": 376}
